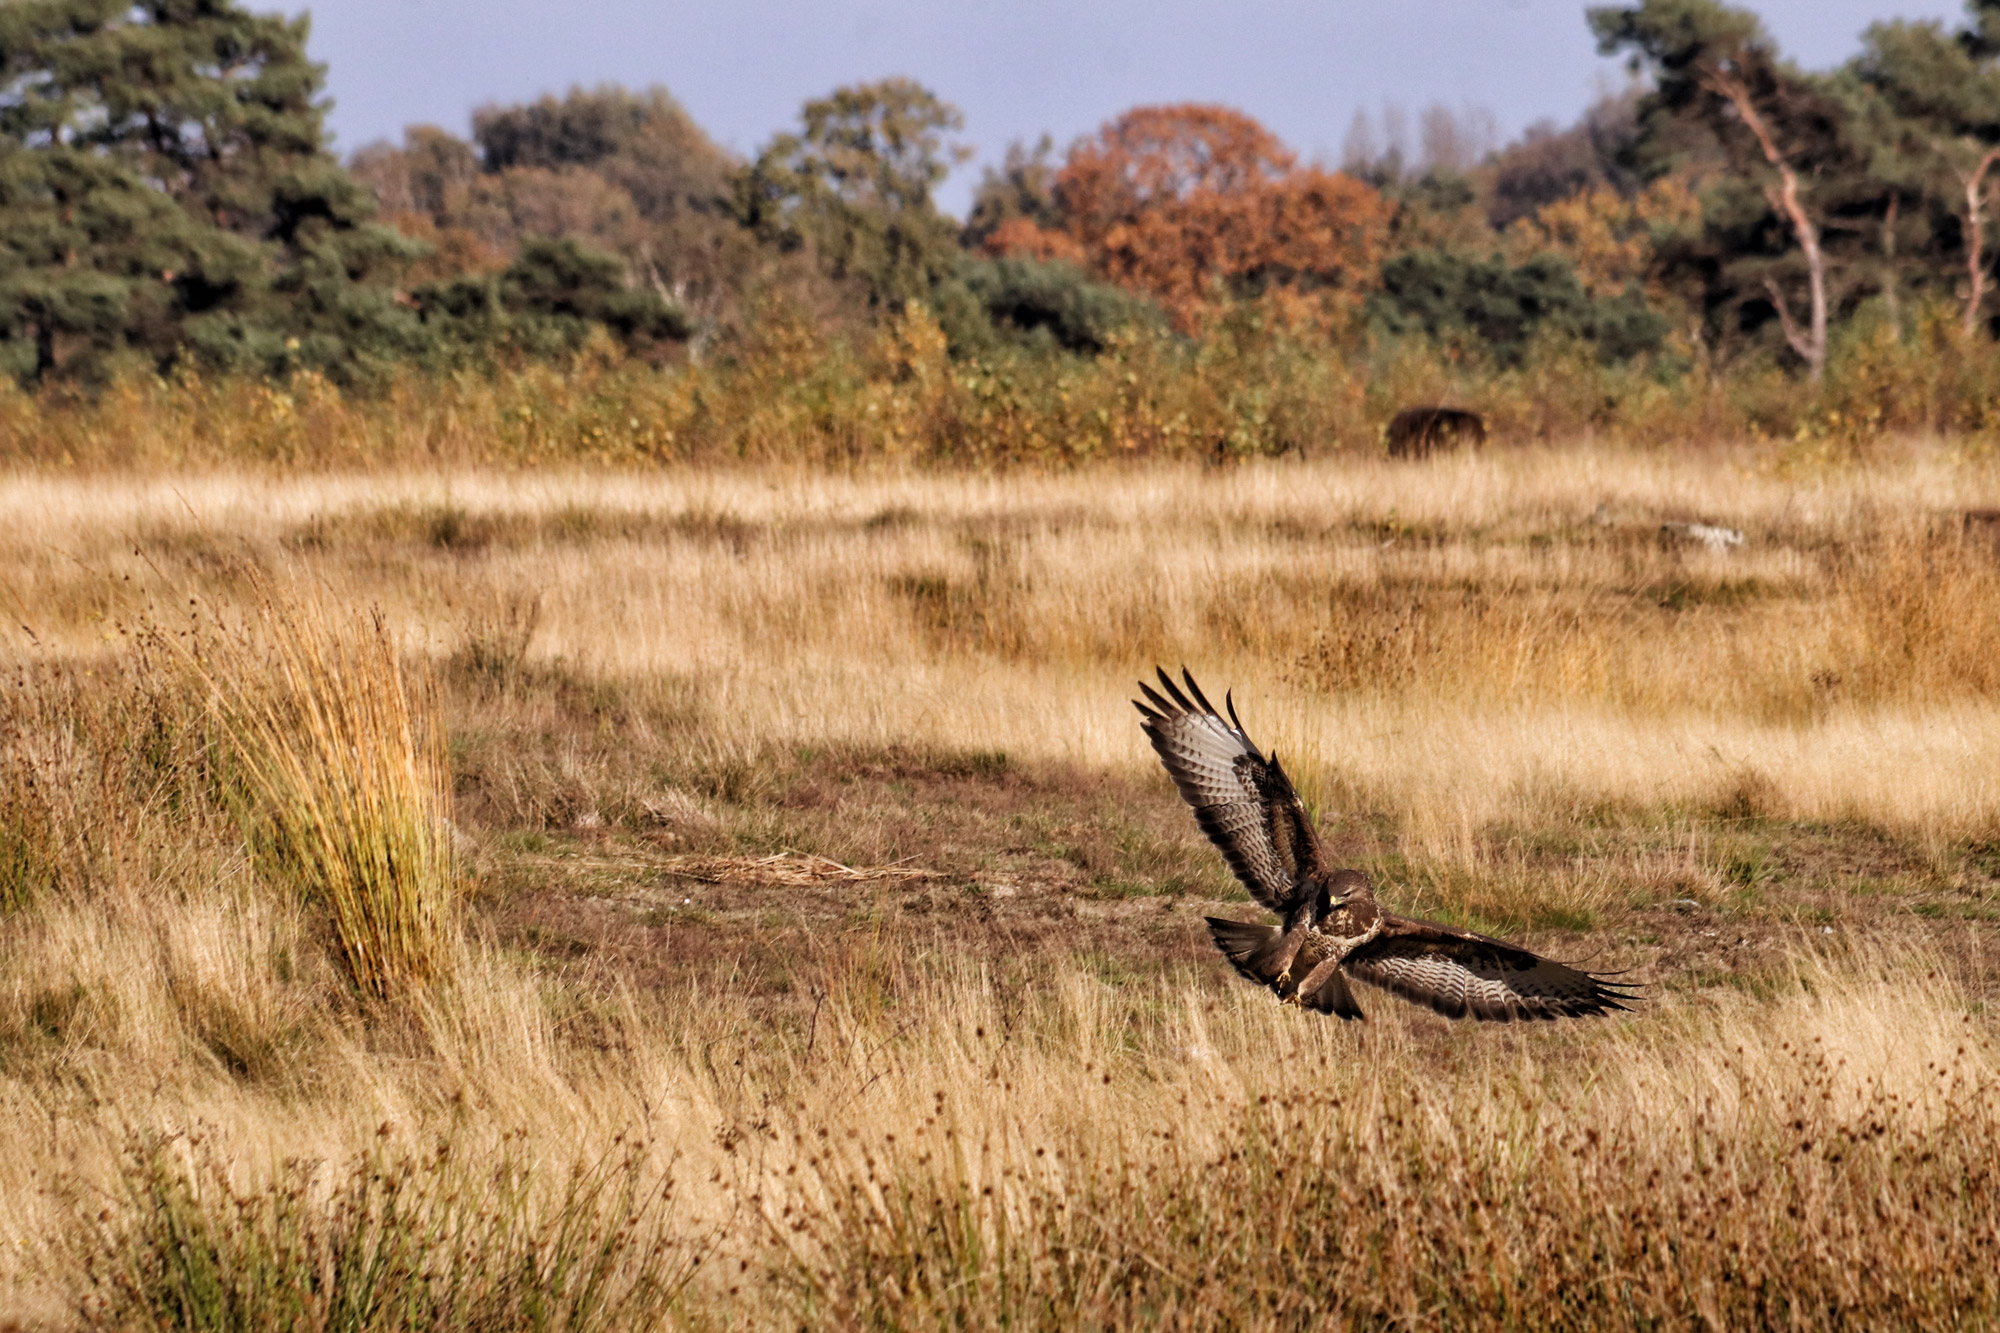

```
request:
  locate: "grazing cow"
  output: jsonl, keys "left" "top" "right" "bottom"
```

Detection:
{"left": 1386, "top": 406, "right": 1486, "bottom": 458}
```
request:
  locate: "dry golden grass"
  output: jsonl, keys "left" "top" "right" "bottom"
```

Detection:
{"left": 8, "top": 441, "right": 2000, "bottom": 839}
{"left": 2, "top": 438, "right": 1999, "bottom": 1327}
{"left": 4, "top": 929, "right": 1995, "bottom": 1327}
{"left": 177, "top": 593, "right": 461, "bottom": 1000}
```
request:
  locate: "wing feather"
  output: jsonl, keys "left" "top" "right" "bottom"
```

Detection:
{"left": 1135, "top": 667, "right": 1325, "bottom": 912}
{"left": 1345, "top": 916, "right": 1639, "bottom": 1022}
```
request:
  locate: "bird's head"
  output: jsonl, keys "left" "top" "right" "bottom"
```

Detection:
{"left": 1323, "top": 868, "right": 1372, "bottom": 908}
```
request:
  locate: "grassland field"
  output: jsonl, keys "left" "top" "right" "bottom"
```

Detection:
{"left": 2, "top": 439, "right": 1999, "bottom": 1329}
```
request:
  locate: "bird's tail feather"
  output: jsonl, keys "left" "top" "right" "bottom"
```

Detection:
{"left": 1299, "top": 966, "right": 1366, "bottom": 1020}
{"left": 1205, "top": 917, "right": 1287, "bottom": 986}
{"left": 1206, "top": 917, "right": 1368, "bottom": 1020}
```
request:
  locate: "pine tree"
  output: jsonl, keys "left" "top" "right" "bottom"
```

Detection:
{"left": 1592, "top": 0, "right": 1858, "bottom": 379}
{"left": 1850, "top": 13, "right": 2000, "bottom": 334}
{"left": 0, "top": 133, "right": 222, "bottom": 380}
{"left": 1369, "top": 249, "right": 1667, "bottom": 367}
{"left": 0, "top": 0, "right": 425, "bottom": 382}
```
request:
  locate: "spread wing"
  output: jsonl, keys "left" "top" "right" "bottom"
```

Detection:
{"left": 1134, "top": 667, "right": 1325, "bottom": 913}
{"left": 1345, "top": 916, "right": 1638, "bottom": 1022}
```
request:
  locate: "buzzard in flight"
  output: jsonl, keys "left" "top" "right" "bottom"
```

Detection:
{"left": 1137, "top": 668, "right": 1636, "bottom": 1022}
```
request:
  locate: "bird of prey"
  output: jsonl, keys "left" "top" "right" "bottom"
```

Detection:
{"left": 1136, "top": 668, "right": 1636, "bottom": 1022}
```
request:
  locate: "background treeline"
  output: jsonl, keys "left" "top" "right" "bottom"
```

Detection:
{"left": 10, "top": 0, "right": 2000, "bottom": 460}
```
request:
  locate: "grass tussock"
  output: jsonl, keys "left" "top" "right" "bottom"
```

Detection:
{"left": 180, "top": 593, "right": 462, "bottom": 1001}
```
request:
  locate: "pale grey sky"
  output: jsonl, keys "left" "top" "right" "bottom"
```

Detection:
{"left": 288, "top": 0, "right": 1967, "bottom": 216}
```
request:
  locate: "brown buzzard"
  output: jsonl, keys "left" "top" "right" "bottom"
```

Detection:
{"left": 1136, "top": 668, "right": 1636, "bottom": 1022}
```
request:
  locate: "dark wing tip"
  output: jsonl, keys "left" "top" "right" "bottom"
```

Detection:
{"left": 1356, "top": 921, "right": 1645, "bottom": 1021}
{"left": 1553, "top": 967, "right": 1645, "bottom": 1019}
{"left": 1181, "top": 667, "right": 1223, "bottom": 717}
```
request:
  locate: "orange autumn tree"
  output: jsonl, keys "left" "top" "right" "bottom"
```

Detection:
{"left": 989, "top": 105, "right": 1389, "bottom": 331}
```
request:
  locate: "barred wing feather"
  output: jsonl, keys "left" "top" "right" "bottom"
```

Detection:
{"left": 1134, "top": 668, "right": 1323, "bottom": 913}
{"left": 1346, "top": 920, "right": 1638, "bottom": 1022}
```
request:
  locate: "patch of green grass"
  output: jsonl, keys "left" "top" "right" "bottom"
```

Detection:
{"left": 1643, "top": 577, "right": 1774, "bottom": 611}
{"left": 75, "top": 1130, "right": 699, "bottom": 1332}
{"left": 1085, "top": 873, "right": 1172, "bottom": 899}
{"left": 1715, "top": 837, "right": 1779, "bottom": 888}
{"left": 640, "top": 904, "right": 715, "bottom": 928}
{"left": 1726, "top": 885, "right": 1769, "bottom": 916}
{"left": 1525, "top": 903, "right": 1602, "bottom": 933}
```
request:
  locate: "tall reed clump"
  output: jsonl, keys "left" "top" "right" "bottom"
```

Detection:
{"left": 182, "top": 593, "right": 461, "bottom": 1000}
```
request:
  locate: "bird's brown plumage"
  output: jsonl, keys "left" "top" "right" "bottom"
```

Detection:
{"left": 1134, "top": 669, "right": 1323, "bottom": 914}
{"left": 1137, "top": 667, "right": 1636, "bottom": 1022}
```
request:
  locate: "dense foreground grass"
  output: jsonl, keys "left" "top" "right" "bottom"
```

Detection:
{"left": 2, "top": 442, "right": 1998, "bottom": 1327}
{"left": 27, "top": 954, "right": 2000, "bottom": 1330}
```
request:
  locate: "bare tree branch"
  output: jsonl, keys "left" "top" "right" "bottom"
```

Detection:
{"left": 1962, "top": 146, "right": 2000, "bottom": 338}
{"left": 1762, "top": 276, "right": 1812, "bottom": 362}
{"left": 1702, "top": 67, "right": 1828, "bottom": 381}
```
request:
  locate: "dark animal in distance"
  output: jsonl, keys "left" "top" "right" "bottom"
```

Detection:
{"left": 1386, "top": 406, "right": 1486, "bottom": 458}
{"left": 1963, "top": 508, "right": 2000, "bottom": 553}
{"left": 1135, "top": 668, "right": 1636, "bottom": 1022}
